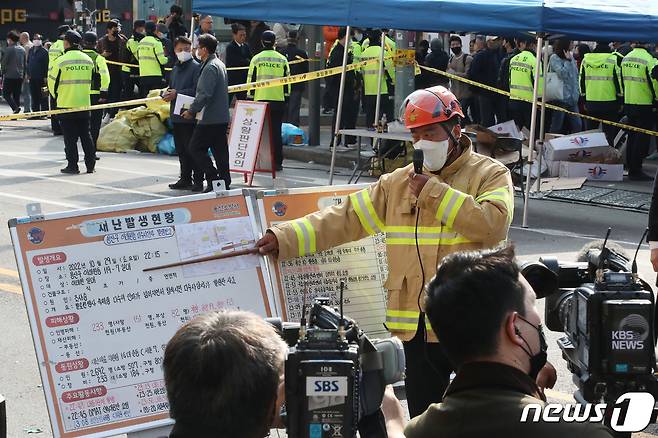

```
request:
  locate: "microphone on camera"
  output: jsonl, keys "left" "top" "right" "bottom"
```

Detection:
{"left": 413, "top": 149, "right": 424, "bottom": 175}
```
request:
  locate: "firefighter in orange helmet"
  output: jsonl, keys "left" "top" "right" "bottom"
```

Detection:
{"left": 257, "top": 86, "right": 517, "bottom": 416}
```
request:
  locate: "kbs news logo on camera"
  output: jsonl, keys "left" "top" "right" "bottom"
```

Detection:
{"left": 520, "top": 392, "right": 655, "bottom": 432}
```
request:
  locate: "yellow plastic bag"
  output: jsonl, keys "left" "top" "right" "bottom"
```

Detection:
{"left": 132, "top": 113, "right": 168, "bottom": 153}
{"left": 145, "top": 89, "right": 170, "bottom": 121}
{"left": 96, "top": 117, "right": 138, "bottom": 152}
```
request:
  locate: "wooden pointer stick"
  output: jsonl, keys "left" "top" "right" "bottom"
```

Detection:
{"left": 143, "top": 247, "right": 259, "bottom": 272}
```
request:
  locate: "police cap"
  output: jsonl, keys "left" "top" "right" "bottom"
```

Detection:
{"left": 83, "top": 31, "right": 98, "bottom": 47}
{"left": 145, "top": 21, "right": 157, "bottom": 34}
{"left": 57, "top": 25, "right": 71, "bottom": 36}
{"left": 261, "top": 30, "right": 276, "bottom": 47}
{"left": 64, "top": 30, "right": 82, "bottom": 46}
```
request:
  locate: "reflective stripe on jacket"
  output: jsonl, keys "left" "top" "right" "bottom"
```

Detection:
{"left": 621, "top": 48, "right": 657, "bottom": 105}
{"left": 579, "top": 52, "right": 622, "bottom": 102}
{"left": 138, "top": 35, "right": 168, "bottom": 77}
{"left": 82, "top": 49, "right": 111, "bottom": 94}
{"left": 48, "top": 49, "right": 94, "bottom": 109}
{"left": 361, "top": 45, "right": 395, "bottom": 96}
{"left": 509, "top": 50, "right": 542, "bottom": 101}
{"left": 48, "top": 39, "right": 64, "bottom": 63}
{"left": 270, "top": 136, "right": 513, "bottom": 341}
{"left": 247, "top": 49, "right": 290, "bottom": 101}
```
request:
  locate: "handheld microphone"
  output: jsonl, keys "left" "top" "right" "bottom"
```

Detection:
{"left": 413, "top": 149, "right": 424, "bottom": 174}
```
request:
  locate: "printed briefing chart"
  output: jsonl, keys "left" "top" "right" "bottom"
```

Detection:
{"left": 256, "top": 185, "right": 389, "bottom": 338}
{"left": 9, "top": 192, "right": 274, "bottom": 438}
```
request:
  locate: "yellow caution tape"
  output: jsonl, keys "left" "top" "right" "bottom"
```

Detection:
{"left": 106, "top": 55, "right": 313, "bottom": 72}
{"left": 420, "top": 64, "right": 658, "bottom": 137}
{"left": 0, "top": 97, "right": 162, "bottom": 122}
{"left": 1, "top": 54, "right": 410, "bottom": 122}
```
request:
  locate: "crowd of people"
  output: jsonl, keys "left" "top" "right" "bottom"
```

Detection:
{"left": 415, "top": 35, "right": 658, "bottom": 180}
{"left": 3, "top": 15, "right": 658, "bottom": 182}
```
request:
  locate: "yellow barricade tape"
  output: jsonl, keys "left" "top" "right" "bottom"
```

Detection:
{"left": 0, "top": 97, "right": 162, "bottom": 122}
{"left": 106, "top": 55, "right": 312, "bottom": 72}
{"left": 1, "top": 55, "right": 410, "bottom": 121}
{"left": 420, "top": 64, "right": 658, "bottom": 137}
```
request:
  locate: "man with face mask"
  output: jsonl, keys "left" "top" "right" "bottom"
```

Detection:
{"left": 256, "top": 85, "right": 514, "bottom": 417}
{"left": 403, "top": 246, "right": 613, "bottom": 438}
{"left": 163, "top": 36, "right": 202, "bottom": 192}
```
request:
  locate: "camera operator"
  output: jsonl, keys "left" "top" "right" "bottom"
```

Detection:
{"left": 163, "top": 311, "right": 287, "bottom": 437}
{"left": 163, "top": 310, "right": 410, "bottom": 438}
{"left": 402, "top": 246, "right": 613, "bottom": 438}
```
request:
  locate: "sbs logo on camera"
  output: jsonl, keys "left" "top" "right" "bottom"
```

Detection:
{"left": 520, "top": 392, "right": 655, "bottom": 432}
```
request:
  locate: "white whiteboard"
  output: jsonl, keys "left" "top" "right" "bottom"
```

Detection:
{"left": 9, "top": 190, "right": 275, "bottom": 438}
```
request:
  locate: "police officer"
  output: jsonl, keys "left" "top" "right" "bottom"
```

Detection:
{"left": 621, "top": 42, "right": 658, "bottom": 181}
{"left": 360, "top": 30, "right": 395, "bottom": 130}
{"left": 47, "top": 25, "right": 70, "bottom": 135}
{"left": 48, "top": 30, "right": 95, "bottom": 174}
{"left": 579, "top": 42, "right": 622, "bottom": 146}
{"left": 508, "top": 36, "right": 541, "bottom": 131}
{"left": 122, "top": 20, "right": 146, "bottom": 101}
{"left": 247, "top": 30, "right": 290, "bottom": 171}
{"left": 82, "top": 32, "right": 110, "bottom": 150}
{"left": 138, "top": 21, "right": 168, "bottom": 97}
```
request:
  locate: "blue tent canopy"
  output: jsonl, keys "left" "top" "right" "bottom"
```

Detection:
{"left": 192, "top": 0, "right": 658, "bottom": 42}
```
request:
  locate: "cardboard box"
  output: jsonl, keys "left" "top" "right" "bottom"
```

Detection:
{"left": 558, "top": 161, "right": 624, "bottom": 181}
{"left": 544, "top": 158, "right": 561, "bottom": 177}
{"left": 544, "top": 132, "right": 609, "bottom": 162}
{"left": 488, "top": 120, "right": 523, "bottom": 140}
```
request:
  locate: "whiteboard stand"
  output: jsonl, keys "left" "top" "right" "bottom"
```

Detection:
{"left": 26, "top": 202, "right": 44, "bottom": 220}
{"left": 125, "top": 425, "right": 172, "bottom": 438}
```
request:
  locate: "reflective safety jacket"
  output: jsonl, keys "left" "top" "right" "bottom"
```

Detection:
{"left": 361, "top": 45, "right": 395, "bottom": 96}
{"left": 122, "top": 37, "right": 140, "bottom": 74}
{"left": 82, "top": 49, "right": 110, "bottom": 95}
{"left": 509, "top": 50, "right": 542, "bottom": 101}
{"left": 621, "top": 48, "right": 657, "bottom": 106}
{"left": 138, "top": 35, "right": 168, "bottom": 77}
{"left": 270, "top": 136, "right": 514, "bottom": 342}
{"left": 579, "top": 52, "right": 622, "bottom": 102}
{"left": 48, "top": 39, "right": 65, "bottom": 63}
{"left": 48, "top": 49, "right": 94, "bottom": 109}
{"left": 247, "top": 49, "right": 290, "bottom": 101}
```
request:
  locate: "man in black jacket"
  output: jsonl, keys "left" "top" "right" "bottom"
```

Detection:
{"left": 27, "top": 34, "right": 49, "bottom": 113}
{"left": 326, "top": 28, "right": 357, "bottom": 147}
{"left": 425, "top": 38, "right": 449, "bottom": 87}
{"left": 225, "top": 23, "right": 251, "bottom": 102}
{"left": 278, "top": 30, "right": 309, "bottom": 127}
{"left": 468, "top": 35, "right": 504, "bottom": 126}
{"left": 162, "top": 36, "right": 202, "bottom": 192}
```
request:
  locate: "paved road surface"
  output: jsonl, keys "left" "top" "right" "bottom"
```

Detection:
{"left": 0, "top": 120, "right": 656, "bottom": 437}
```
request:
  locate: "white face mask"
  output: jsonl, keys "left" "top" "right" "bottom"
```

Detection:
{"left": 413, "top": 139, "right": 449, "bottom": 171}
{"left": 176, "top": 51, "right": 192, "bottom": 62}
{"left": 195, "top": 48, "right": 202, "bottom": 59}
{"left": 33, "top": 39, "right": 42, "bottom": 47}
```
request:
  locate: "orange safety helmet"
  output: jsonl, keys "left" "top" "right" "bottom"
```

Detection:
{"left": 402, "top": 85, "right": 464, "bottom": 129}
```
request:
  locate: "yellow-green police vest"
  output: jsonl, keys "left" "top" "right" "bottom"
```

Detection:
{"left": 122, "top": 37, "right": 140, "bottom": 74}
{"left": 138, "top": 35, "right": 168, "bottom": 77}
{"left": 621, "top": 48, "right": 657, "bottom": 105}
{"left": 47, "top": 49, "right": 93, "bottom": 108}
{"left": 82, "top": 49, "right": 111, "bottom": 95}
{"left": 509, "top": 50, "right": 542, "bottom": 101}
{"left": 48, "top": 39, "right": 64, "bottom": 63}
{"left": 579, "top": 52, "right": 621, "bottom": 102}
{"left": 247, "top": 49, "right": 290, "bottom": 101}
{"left": 360, "top": 45, "right": 394, "bottom": 96}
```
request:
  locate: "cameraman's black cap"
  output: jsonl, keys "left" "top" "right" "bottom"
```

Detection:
{"left": 64, "top": 30, "right": 82, "bottom": 46}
